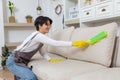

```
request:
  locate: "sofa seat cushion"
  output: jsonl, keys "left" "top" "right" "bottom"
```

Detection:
{"left": 70, "top": 68, "right": 120, "bottom": 80}
{"left": 29, "top": 53, "right": 106, "bottom": 80}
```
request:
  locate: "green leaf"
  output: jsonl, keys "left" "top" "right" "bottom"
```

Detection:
{"left": 1, "top": 45, "right": 10, "bottom": 66}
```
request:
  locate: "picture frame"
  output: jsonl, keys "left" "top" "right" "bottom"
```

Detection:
{"left": 55, "top": 4, "right": 62, "bottom": 15}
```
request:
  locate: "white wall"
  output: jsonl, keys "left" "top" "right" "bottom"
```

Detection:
{"left": 2, "top": 0, "right": 64, "bottom": 43}
{"left": 4, "top": 0, "right": 50, "bottom": 23}
{"left": 0, "top": 0, "right": 4, "bottom": 69}
{"left": 49, "top": 0, "right": 64, "bottom": 31}
{"left": 0, "top": 0, "right": 4, "bottom": 51}
{"left": 4, "top": 0, "right": 64, "bottom": 27}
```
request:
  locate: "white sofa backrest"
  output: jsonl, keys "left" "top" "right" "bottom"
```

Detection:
{"left": 47, "top": 22, "right": 117, "bottom": 67}
{"left": 47, "top": 27, "right": 74, "bottom": 56}
{"left": 68, "top": 22, "right": 117, "bottom": 67}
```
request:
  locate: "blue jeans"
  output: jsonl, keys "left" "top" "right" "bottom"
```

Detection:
{"left": 6, "top": 53, "right": 37, "bottom": 80}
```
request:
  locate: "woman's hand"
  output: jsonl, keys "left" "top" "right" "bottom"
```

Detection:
{"left": 72, "top": 40, "right": 89, "bottom": 48}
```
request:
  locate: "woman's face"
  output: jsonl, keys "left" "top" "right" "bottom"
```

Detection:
{"left": 39, "top": 20, "right": 51, "bottom": 34}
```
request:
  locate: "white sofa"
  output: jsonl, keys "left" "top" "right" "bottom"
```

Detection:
{"left": 29, "top": 22, "right": 120, "bottom": 80}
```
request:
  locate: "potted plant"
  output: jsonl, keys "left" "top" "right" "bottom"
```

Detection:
{"left": 8, "top": 1, "right": 15, "bottom": 23}
{"left": 1, "top": 45, "right": 10, "bottom": 69}
{"left": 84, "top": 0, "right": 92, "bottom": 5}
{"left": 25, "top": 15, "right": 33, "bottom": 23}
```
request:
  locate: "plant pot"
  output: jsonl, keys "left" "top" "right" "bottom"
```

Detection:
{"left": 2, "top": 66, "right": 8, "bottom": 70}
{"left": 26, "top": 18, "right": 32, "bottom": 23}
{"left": 9, "top": 16, "right": 15, "bottom": 23}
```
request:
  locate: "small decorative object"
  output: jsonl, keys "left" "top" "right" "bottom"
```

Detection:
{"left": 25, "top": 15, "right": 33, "bottom": 23}
{"left": 84, "top": 0, "right": 92, "bottom": 5}
{"left": 36, "top": 0, "right": 42, "bottom": 15}
{"left": 69, "top": 6, "right": 79, "bottom": 19}
{"left": 8, "top": 1, "right": 15, "bottom": 23}
{"left": 1, "top": 45, "right": 10, "bottom": 69}
{"left": 100, "top": 0, "right": 106, "bottom": 2}
{"left": 55, "top": 4, "right": 62, "bottom": 15}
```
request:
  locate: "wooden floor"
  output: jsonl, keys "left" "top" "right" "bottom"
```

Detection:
{"left": 0, "top": 67, "right": 14, "bottom": 80}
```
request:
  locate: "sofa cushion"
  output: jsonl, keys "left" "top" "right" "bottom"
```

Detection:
{"left": 70, "top": 68, "right": 120, "bottom": 80}
{"left": 115, "top": 37, "right": 120, "bottom": 67}
{"left": 68, "top": 22, "right": 117, "bottom": 67}
{"left": 47, "top": 27, "right": 74, "bottom": 56}
{"left": 29, "top": 53, "right": 106, "bottom": 80}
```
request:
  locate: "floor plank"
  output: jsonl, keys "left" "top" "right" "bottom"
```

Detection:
{"left": 0, "top": 67, "right": 14, "bottom": 80}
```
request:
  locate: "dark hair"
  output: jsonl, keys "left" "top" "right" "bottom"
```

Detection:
{"left": 34, "top": 16, "right": 52, "bottom": 31}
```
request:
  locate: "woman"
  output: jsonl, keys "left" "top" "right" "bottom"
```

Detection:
{"left": 6, "top": 16, "right": 88, "bottom": 80}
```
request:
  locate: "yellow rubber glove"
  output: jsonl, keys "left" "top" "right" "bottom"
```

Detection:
{"left": 72, "top": 40, "right": 88, "bottom": 48}
{"left": 48, "top": 58, "right": 64, "bottom": 63}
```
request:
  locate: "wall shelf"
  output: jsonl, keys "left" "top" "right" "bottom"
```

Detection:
{"left": 4, "top": 23, "right": 34, "bottom": 28}
{"left": 4, "top": 23, "right": 34, "bottom": 47}
{"left": 65, "top": 18, "right": 79, "bottom": 25}
{"left": 5, "top": 42, "right": 21, "bottom": 47}
{"left": 2, "top": 42, "right": 22, "bottom": 52}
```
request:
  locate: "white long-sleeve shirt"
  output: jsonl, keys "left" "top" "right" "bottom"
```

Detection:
{"left": 14, "top": 31, "right": 72, "bottom": 60}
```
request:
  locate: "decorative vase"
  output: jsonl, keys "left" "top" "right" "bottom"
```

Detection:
{"left": 26, "top": 18, "right": 32, "bottom": 23}
{"left": 9, "top": 16, "right": 15, "bottom": 23}
{"left": 2, "top": 66, "right": 7, "bottom": 70}
{"left": 85, "top": 0, "right": 92, "bottom": 6}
